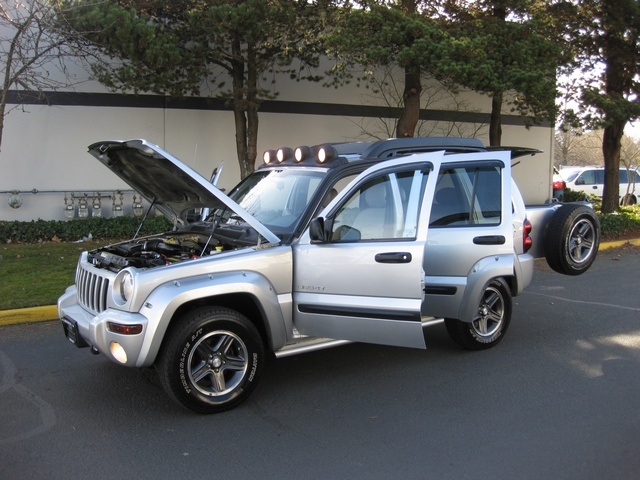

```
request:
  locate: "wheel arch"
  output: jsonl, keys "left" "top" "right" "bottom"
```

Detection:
{"left": 134, "top": 272, "right": 289, "bottom": 367}
{"left": 446, "top": 276, "right": 512, "bottom": 350}
{"left": 457, "top": 255, "right": 514, "bottom": 323}
{"left": 502, "top": 274, "right": 519, "bottom": 298}
{"left": 169, "top": 293, "right": 271, "bottom": 350}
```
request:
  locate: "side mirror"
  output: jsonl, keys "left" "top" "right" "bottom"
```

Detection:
{"left": 309, "top": 217, "right": 327, "bottom": 243}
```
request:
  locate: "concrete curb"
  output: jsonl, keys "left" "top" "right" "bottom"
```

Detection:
{"left": 0, "top": 305, "right": 58, "bottom": 327}
{"left": 597, "top": 238, "right": 640, "bottom": 250}
{"left": 1, "top": 239, "right": 638, "bottom": 327}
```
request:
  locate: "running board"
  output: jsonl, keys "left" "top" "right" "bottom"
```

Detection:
{"left": 274, "top": 338, "right": 352, "bottom": 358}
{"left": 422, "top": 318, "right": 445, "bottom": 328}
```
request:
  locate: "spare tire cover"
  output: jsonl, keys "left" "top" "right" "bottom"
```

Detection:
{"left": 544, "top": 204, "right": 600, "bottom": 275}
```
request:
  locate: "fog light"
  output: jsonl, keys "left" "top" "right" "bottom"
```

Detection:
{"left": 110, "top": 342, "right": 128, "bottom": 364}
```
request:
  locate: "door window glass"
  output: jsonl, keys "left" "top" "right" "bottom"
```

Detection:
{"left": 331, "top": 169, "right": 428, "bottom": 241}
{"left": 620, "top": 169, "right": 628, "bottom": 183}
{"left": 430, "top": 165, "right": 502, "bottom": 227}
{"left": 576, "top": 170, "right": 596, "bottom": 185}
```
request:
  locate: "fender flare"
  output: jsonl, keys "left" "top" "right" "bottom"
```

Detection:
{"left": 134, "top": 271, "right": 288, "bottom": 367}
{"left": 457, "top": 255, "right": 514, "bottom": 323}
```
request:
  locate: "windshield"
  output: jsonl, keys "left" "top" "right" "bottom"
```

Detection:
{"left": 224, "top": 168, "right": 326, "bottom": 235}
{"left": 564, "top": 170, "right": 581, "bottom": 182}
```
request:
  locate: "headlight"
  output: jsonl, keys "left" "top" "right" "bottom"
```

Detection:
{"left": 115, "top": 270, "right": 135, "bottom": 304}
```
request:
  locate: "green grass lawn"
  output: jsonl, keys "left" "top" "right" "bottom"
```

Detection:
{"left": 0, "top": 242, "right": 92, "bottom": 310}
{"left": 1, "top": 205, "right": 640, "bottom": 311}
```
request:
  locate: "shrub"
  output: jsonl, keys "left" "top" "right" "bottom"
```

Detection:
{"left": 558, "top": 188, "right": 600, "bottom": 204}
{"left": 598, "top": 206, "right": 640, "bottom": 239}
{"left": 0, "top": 216, "right": 172, "bottom": 244}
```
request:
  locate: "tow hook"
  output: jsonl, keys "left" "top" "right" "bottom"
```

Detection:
{"left": 90, "top": 346, "right": 100, "bottom": 355}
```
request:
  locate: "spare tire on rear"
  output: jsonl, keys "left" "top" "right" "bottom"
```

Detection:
{"left": 544, "top": 204, "right": 600, "bottom": 275}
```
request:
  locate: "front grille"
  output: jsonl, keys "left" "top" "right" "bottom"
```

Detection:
{"left": 76, "top": 266, "right": 110, "bottom": 314}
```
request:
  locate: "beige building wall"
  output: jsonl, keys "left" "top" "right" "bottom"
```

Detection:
{"left": 0, "top": 64, "right": 554, "bottom": 222}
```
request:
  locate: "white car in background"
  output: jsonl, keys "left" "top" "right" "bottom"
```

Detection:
{"left": 560, "top": 166, "right": 640, "bottom": 204}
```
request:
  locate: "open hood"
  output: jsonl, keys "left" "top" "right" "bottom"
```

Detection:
{"left": 88, "top": 139, "right": 280, "bottom": 245}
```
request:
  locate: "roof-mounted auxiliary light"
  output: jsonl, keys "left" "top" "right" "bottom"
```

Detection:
{"left": 263, "top": 149, "right": 276, "bottom": 164}
{"left": 294, "top": 146, "right": 311, "bottom": 162}
{"left": 260, "top": 143, "right": 344, "bottom": 169}
{"left": 316, "top": 144, "right": 337, "bottom": 163}
{"left": 277, "top": 147, "right": 294, "bottom": 163}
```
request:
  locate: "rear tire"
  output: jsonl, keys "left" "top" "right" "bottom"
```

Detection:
{"left": 445, "top": 278, "right": 512, "bottom": 350}
{"left": 622, "top": 194, "right": 637, "bottom": 206}
{"left": 544, "top": 204, "right": 600, "bottom": 276}
{"left": 156, "top": 307, "right": 264, "bottom": 414}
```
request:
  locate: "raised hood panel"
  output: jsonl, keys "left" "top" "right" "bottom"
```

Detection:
{"left": 88, "top": 139, "right": 280, "bottom": 244}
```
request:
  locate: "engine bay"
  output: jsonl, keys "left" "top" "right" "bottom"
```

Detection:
{"left": 88, "top": 232, "right": 224, "bottom": 271}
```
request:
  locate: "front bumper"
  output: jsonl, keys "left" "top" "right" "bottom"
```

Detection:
{"left": 58, "top": 286, "right": 149, "bottom": 367}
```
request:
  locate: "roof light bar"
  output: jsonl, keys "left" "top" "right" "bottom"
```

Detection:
{"left": 261, "top": 144, "right": 342, "bottom": 168}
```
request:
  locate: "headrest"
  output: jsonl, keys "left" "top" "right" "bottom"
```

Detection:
{"left": 364, "top": 183, "right": 387, "bottom": 208}
{"left": 435, "top": 187, "right": 457, "bottom": 205}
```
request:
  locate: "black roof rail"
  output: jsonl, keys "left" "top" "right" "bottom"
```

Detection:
{"left": 486, "top": 146, "right": 543, "bottom": 159}
{"left": 359, "top": 137, "right": 486, "bottom": 160}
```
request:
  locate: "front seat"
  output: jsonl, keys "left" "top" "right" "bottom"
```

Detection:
{"left": 351, "top": 183, "right": 388, "bottom": 239}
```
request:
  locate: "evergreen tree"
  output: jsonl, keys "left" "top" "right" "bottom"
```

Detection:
{"left": 62, "top": 0, "right": 326, "bottom": 178}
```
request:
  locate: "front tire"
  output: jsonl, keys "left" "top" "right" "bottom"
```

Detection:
{"left": 156, "top": 307, "right": 264, "bottom": 414}
{"left": 445, "top": 278, "right": 512, "bottom": 350}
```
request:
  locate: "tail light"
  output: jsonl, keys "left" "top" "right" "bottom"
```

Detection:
{"left": 523, "top": 219, "right": 533, "bottom": 253}
{"left": 552, "top": 180, "right": 566, "bottom": 191}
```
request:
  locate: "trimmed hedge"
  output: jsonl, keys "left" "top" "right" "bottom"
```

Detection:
{"left": 557, "top": 188, "right": 595, "bottom": 203}
{"left": 0, "top": 216, "right": 173, "bottom": 243}
{"left": 599, "top": 206, "right": 640, "bottom": 239}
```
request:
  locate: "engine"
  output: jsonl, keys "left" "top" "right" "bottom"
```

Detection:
{"left": 88, "top": 233, "right": 220, "bottom": 271}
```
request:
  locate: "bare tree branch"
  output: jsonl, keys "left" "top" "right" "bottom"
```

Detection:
{"left": 0, "top": 0, "right": 97, "bottom": 151}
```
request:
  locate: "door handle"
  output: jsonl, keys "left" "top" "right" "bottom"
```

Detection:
{"left": 375, "top": 252, "right": 412, "bottom": 263}
{"left": 473, "top": 235, "right": 506, "bottom": 245}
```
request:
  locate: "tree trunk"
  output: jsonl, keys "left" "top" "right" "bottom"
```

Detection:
{"left": 488, "top": 1, "right": 506, "bottom": 147}
{"left": 0, "top": 95, "right": 6, "bottom": 153}
{"left": 599, "top": 26, "right": 630, "bottom": 214}
{"left": 231, "top": 37, "right": 251, "bottom": 179}
{"left": 601, "top": 120, "right": 625, "bottom": 213}
{"left": 395, "top": 0, "right": 421, "bottom": 139}
{"left": 395, "top": 66, "right": 421, "bottom": 138}
{"left": 489, "top": 91, "right": 503, "bottom": 146}
{"left": 245, "top": 42, "right": 259, "bottom": 177}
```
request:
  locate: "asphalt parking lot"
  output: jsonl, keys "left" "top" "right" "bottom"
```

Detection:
{"left": 1, "top": 246, "right": 639, "bottom": 480}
